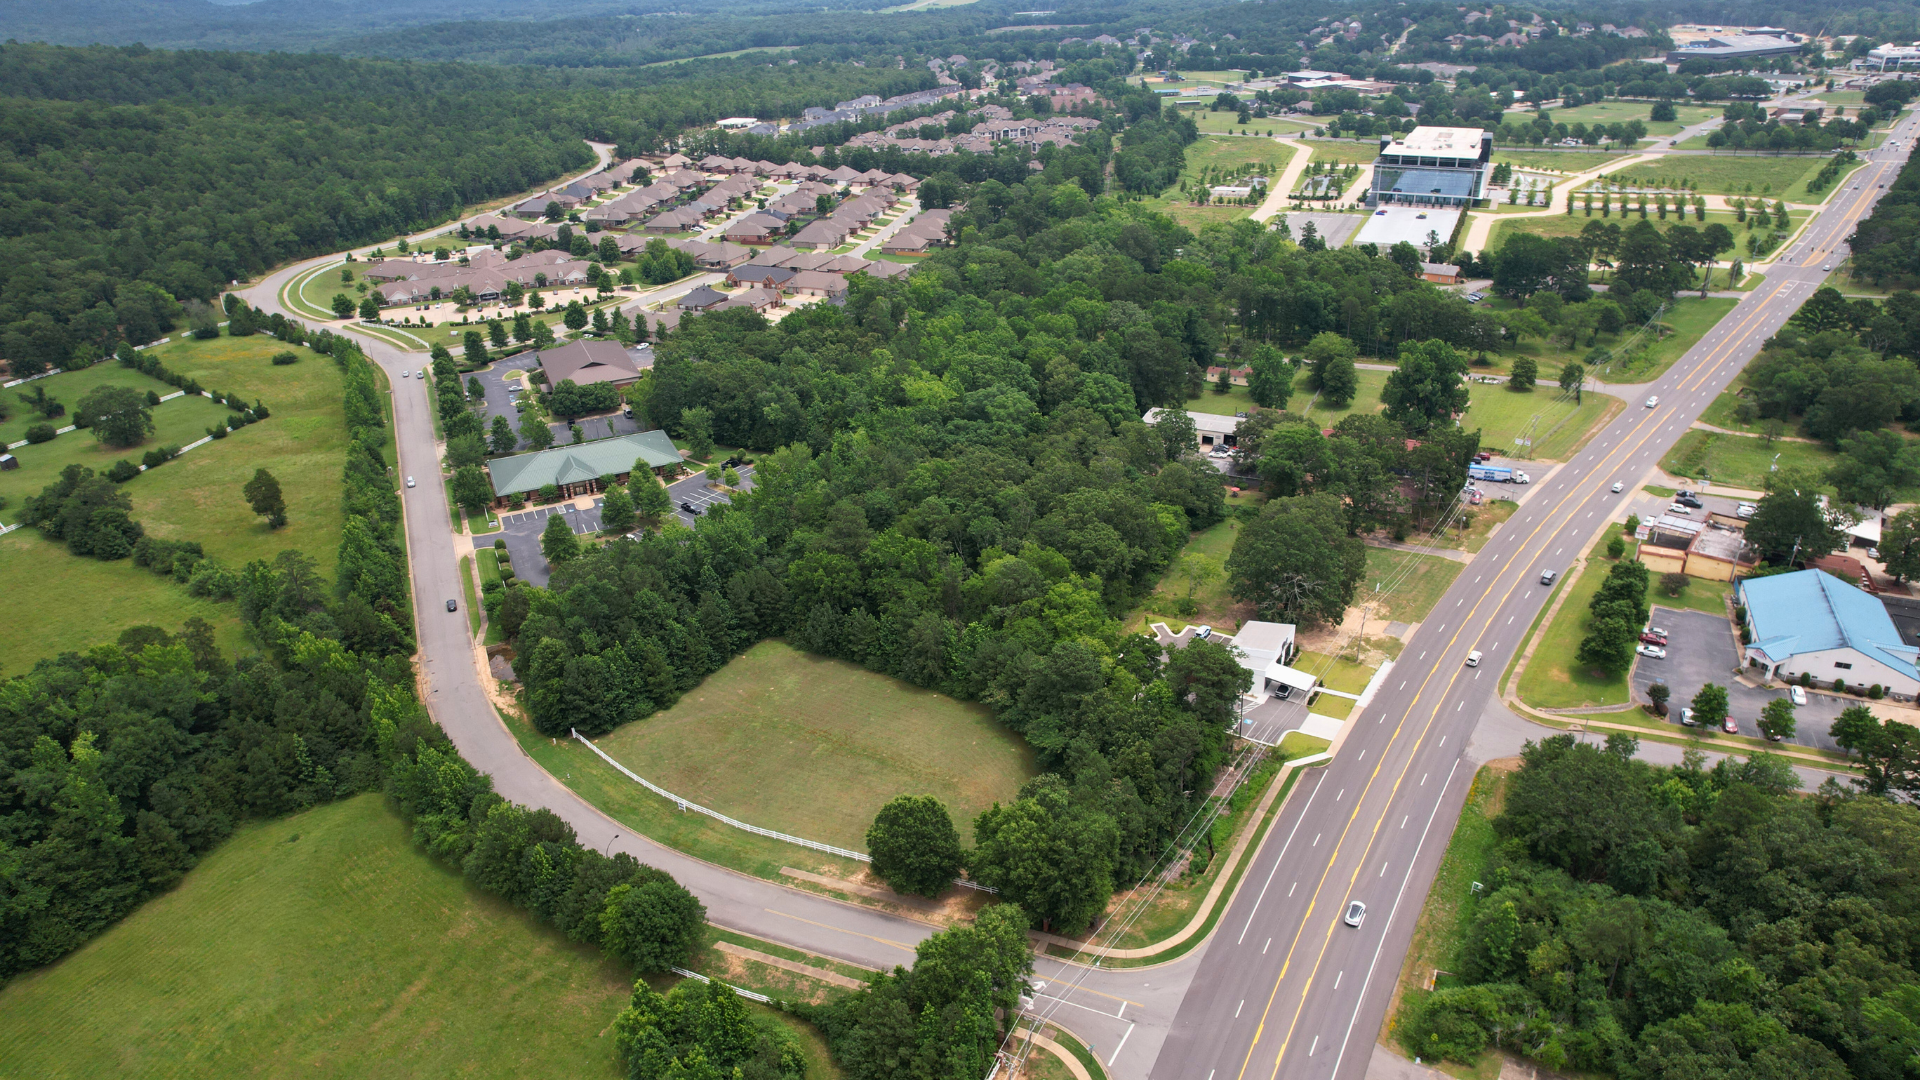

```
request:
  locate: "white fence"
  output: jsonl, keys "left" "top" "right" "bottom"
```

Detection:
{"left": 569, "top": 728, "right": 994, "bottom": 892}
{"left": 670, "top": 966, "right": 773, "bottom": 1004}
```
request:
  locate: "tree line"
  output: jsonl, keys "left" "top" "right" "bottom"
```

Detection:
{"left": 1399, "top": 734, "right": 1920, "bottom": 1080}
{"left": 0, "top": 338, "right": 709, "bottom": 992}
{"left": 0, "top": 42, "right": 932, "bottom": 374}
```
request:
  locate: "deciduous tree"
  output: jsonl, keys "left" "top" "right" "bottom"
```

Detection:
{"left": 866, "top": 794, "right": 965, "bottom": 898}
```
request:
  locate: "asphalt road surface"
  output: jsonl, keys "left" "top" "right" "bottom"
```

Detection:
{"left": 1146, "top": 108, "right": 1920, "bottom": 1080}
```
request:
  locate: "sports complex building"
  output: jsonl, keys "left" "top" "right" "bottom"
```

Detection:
{"left": 1367, "top": 126, "right": 1493, "bottom": 209}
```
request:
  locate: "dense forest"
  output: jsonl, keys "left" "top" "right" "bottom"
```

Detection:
{"left": 1851, "top": 143, "right": 1920, "bottom": 286}
{"left": 1399, "top": 735, "right": 1920, "bottom": 1080}
{"left": 480, "top": 159, "right": 1533, "bottom": 933}
{"left": 0, "top": 43, "right": 929, "bottom": 374}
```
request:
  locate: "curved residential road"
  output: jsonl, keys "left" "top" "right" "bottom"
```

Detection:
{"left": 245, "top": 157, "right": 1195, "bottom": 1076}
{"left": 1148, "top": 106, "right": 1920, "bottom": 1080}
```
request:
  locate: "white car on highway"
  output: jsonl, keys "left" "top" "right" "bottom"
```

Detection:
{"left": 1344, "top": 901, "right": 1367, "bottom": 927}
{"left": 1645, "top": 395, "right": 1659, "bottom": 408}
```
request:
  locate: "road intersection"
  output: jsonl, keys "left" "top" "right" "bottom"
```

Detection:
{"left": 245, "top": 107, "right": 1914, "bottom": 1078}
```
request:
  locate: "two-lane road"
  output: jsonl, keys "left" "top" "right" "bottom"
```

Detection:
{"left": 1151, "top": 112, "right": 1919, "bottom": 1080}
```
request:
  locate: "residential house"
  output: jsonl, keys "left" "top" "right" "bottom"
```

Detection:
{"left": 678, "top": 286, "right": 730, "bottom": 311}
{"left": 790, "top": 219, "right": 850, "bottom": 250}
{"left": 729, "top": 263, "right": 798, "bottom": 289}
{"left": 1421, "top": 263, "right": 1464, "bottom": 284}
{"left": 786, "top": 270, "right": 849, "bottom": 299}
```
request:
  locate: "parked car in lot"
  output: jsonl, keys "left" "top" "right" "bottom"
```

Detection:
{"left": 1790, "top": 685, "right": 1807, "bottom": 706}
{"left": 1675, "top": 493, "right": 1703, "bottom": 508}
{"left": 1640, "top": 630, "right": 1667, "bottom": 646}
{"left": 1637, "top": 644, "right": 1667, "bottom": 659}
{"left": 1668, "top": 504, "right": 1692, "bottom": 515}
{"left": 1644, "top": 624, "right": 1667, "bottom": 639}
{"left": 1722, "top": 716, "right": 1739, "bottom": 735}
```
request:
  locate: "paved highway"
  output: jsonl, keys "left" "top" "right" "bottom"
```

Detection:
{"left": 1148, "top": 109, "right": 1920, "bottom": 1080}
{"left": 244, "top": 108, "right": 1912, "bottom": 1079}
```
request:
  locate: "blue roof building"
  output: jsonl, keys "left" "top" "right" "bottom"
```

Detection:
{"left": 1736, "top": 569, "right": 1920, "bottom": 694}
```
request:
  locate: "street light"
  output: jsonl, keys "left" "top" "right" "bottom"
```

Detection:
{"left": 604, "top": 832, "right": 620, "bottom": 855}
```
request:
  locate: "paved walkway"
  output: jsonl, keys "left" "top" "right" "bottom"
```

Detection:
{"left": 1460, "top": 151, "right": 1662, "bottom": 251}
{"left": 1250, "top": 138, "right": 1315, "bottom": 222}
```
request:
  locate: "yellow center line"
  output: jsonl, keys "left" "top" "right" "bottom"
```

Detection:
{"left": 764, "top": 909, "right": 917, "bottom": 952}
{"left": 1241, "top": 267, "right": 1802, "bottom": 1079}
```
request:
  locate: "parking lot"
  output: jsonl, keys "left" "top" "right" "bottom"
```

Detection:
{"left": 668, "top": 463, "right": 755, "bottom": 528}
{"left": 464, "top": 360, "right": 645, "bottom": 450}
{"left": 478, "top": 500, "right": 605, "bottom": 588}
{"left": 472, "top": 465, "right": 756, "bottom": 587}
{"left": 1630, "top": 606, "right": 1846, "bottom": 751}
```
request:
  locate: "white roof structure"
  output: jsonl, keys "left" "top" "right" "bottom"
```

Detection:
{"left": 1385, "top": 126, "right": 1486, "bottom": 156}
{"left": 1264, "top": 665, "right": 1320, "bottom": 694}
{"left": 1227, "top": 621, "right": 1295, "bottom": 670}
{"left": 1847, "top": 516, "right": 1883, "bottom": 544}
{"left": 1141, "top": 407, "right": 1242, "bottom": 437}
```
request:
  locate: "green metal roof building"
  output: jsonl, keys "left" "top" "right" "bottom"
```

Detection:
{"left": 487, "top": 430, "right": 682, "bottom": 501}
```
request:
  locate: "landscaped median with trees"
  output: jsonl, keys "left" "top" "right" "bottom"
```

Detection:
{"left": 1393, "top": 733, "right": 1920, "bottom": 1079}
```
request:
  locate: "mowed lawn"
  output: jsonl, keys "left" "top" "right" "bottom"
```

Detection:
{"left": 142, "top": 335, "right": 350, "bottom": 575}
{"left": 0, "top": 391, "right": 229, "bottom": 511}
{"left": 1362, "top": 546, "right": 1463, "bottom": 625}
{"left": 0, "top": 529, "right": 247, "bottom": 675}
{"left": 0, "top": 795, "right": 635, "bottom": 1080}
{"left": 0, "top": 363, "right": 179, "bottom": 446}
{"left": 1603, "top": 155, "right": 1827, "bottom": 197}
{"left": 1461, "top": 382, "right": 1617, "bottom": 461}
{"left": 1517, "top": 541, "right": 1633, "bottom": 710}
{"left": 1146, "top": 134, "right": 1295, "bottom": 230}
{"left": 1660, "top": 428, "right": 1877, "bottom": 494}
{"left": 592, "top": 641, "right": 1035, "bottom": 850}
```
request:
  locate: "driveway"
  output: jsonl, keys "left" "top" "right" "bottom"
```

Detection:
{"left": 1630, "top": 606, "right": 1846, "bottom": 750}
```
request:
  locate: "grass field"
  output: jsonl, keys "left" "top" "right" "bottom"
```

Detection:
{"left": 1147, "top": 135, "right": 1295, "bottom": 229}
{"left": 1516, "top": 538, "right": 1632, "bottom": 710}
{"left": 1544, "top": 100, "right": 1717, "bottom": 136}
{"left": 140, "top": 335, "right": 349, "bottom": 576}
{"left": 0, "top": 393, "right": 231, "bottom": 514}
{"left": 1361, "top": 546, "right": 1463, "bottom": 624}
{"left": 293, "top": 261, "right": 354, "bottom": 321}
{"left": 1386, "top": 763, "right": 1511, "bottom": 1077}
{"left": 0, "top": 363, "right": 180, "bottom": 447}
{"left": 1461, "top": 382, "right": 1616, "bottom": 461}
{"left": 1491, "top": 150, "right": 1628, "bottom": 173}
{"left": 0, "top": 529, "right": 246, "bottom": 675}
{"left": 1182, "top": 110, "right": 1312, "bottom": 136}
{"left": 0, "top": 334, "right": 349, "bottom": 676}
{"left": 1603, "top": 155, "right": 1827, "bottom": 197}
{"left": 1472, "top": 296, "right": 1736, "bottom": 387}
{"left": 1486, "top": 208, "right": 1742, "bottom": 252}
{"left": 1136, "top": 515, "right": 1247, "bottom": 630}
{"left": 1297, "top": 368, "right": 1392, "bottom": 427}
{"left": 1660, "top": 428, "right": 1860, "bottom": 494}
{"left": 589, "top": 641, "right": 1034, "bottom": 851}
{"left": 0, "top": 794, "right": 638, "bottom": 1080}
{"left": 1302, "top": 138, "right": 1383, "bottom": 165}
